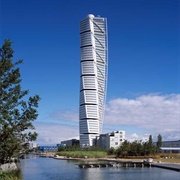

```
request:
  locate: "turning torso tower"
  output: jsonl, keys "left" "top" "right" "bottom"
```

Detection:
{"left": 79, "top": 14, "right": 108, "bottom": 147}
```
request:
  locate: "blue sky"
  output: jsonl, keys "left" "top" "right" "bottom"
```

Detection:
{"left": 1, "top": 0, "right": 179, "bottom": 145}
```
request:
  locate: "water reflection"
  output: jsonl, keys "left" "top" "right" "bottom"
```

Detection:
{"left": 20, "top": 155, "right": 180, "bottom": 180}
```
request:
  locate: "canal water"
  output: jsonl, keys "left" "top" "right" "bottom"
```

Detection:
{"left": 20, "top": 156, "right": 180, "bottom": 180}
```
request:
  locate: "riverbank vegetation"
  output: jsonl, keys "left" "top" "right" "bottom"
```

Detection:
{"left": 0, "top": 39, "right": 40, "bottom": 164}
{"left": 0, "top": 40, "right": 40, "bottom": 180}
{"left": 0, "top": 169, "right": 22, "bottom": 180}
{"left": 108, "top": 135, "right": 163, "bottom": 158}
{"left": 56, "top": 145, "right": 106, "bottom": 158}
{"left": 56, "top": 134, "right": 168, "bottom": 159}
{"left": 115, "top": 140, "right": 156, "bottom": 157}
{"left": 158, "top": 153, "right": 180, "bottom": 163}
{"left": 57, "top": 151, "right": 107, "bottom": 158}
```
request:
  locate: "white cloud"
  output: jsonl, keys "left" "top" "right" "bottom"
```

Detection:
{"left": 33, "top": 94, "right": 179, "bottom": 145}
{"left": 126, "top": 133, "right": 151, "bottom": 142}
{"left": 105, "top": 94, "right": 180, "bottom": 140}
{"left": 34, "top": 121, "right": 79, "bottom": 145}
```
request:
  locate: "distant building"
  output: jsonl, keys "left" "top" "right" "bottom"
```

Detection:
{"left": 39, "top": 146, "right": 58, "bottom": 152}
{"left": 159, "top": 140, "right": 180, "bottom": 153}
{"left": 61, "top": 139, "right": 79, "bottom": 147}
{"left": 96, "top": 130, "right": 125, "bottom": 149}
{"left": 57, "top": 144, "right": 66, "bottom": 147}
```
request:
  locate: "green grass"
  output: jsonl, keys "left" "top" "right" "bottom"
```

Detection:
{"left": 0, "top": 169, "right": 22, "bottom": 180}
{"left": 56, "top": 151, "right": 107, "bottom": 158}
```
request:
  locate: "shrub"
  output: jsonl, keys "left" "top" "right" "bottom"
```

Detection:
{"left": 56, "top": 151, "right": 107, "bottom": 158}
{"left": 0, "top": 169, "right": 22, "bottom": 180}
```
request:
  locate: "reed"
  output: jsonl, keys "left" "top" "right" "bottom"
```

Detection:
{"left": 0, "top": 169, "right": 22, "bottom": 180}
{"left": 56, "top": 151, "right": 107, "bottom": 158}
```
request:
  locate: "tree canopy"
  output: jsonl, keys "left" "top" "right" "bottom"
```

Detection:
{"left": 116, "top": 135, "right": 157, "bottom": 157}
{"left": 156, "top": 134, "right": 162, "bottom": 152}
{"left": 0, "top": 39, "right": 40, "bottom": 164}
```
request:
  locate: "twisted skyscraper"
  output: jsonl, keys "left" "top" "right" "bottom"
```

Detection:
{"left": 79, "top": 14, "right": 108, "bottom": 147}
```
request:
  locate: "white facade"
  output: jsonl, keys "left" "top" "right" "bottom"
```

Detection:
{"left": 97, "top": 131, "right": 125, "bottom": 149}
{"left": 79, "top": 14, "right": 108, "bottom": 147}
{"left": 28, "top": 142, "right": 38, "bottom": 150}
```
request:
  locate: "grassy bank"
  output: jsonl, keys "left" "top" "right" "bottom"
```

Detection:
{"left": 56, "top": 151, "right": 180, "bottom": 163}
{"left": 0, "top": 169, "right": 22, "bottom": 180}
{"left": 158, "top": 153, "right": 180, "bottom": 163}
{"left": 56, "top": 151, "right": 107, "bottom": 158}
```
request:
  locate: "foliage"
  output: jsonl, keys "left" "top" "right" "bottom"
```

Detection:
{"left": 58, "top": 145, "right": 105, "bottom": 152}
{"left": 0, "top": 169, "right": 22, "bottom": 180}
{"left": 58, "top": 146, "right": 67, "bottom": 152}
{"left": 58, "top": 145, "right": 81, "bottom": 152}
{"left": 116, "top": 140, "right": 130, "bottom": 157}
{"left": 0, "top": 39, "right": 40, "bottom": 164}
{"left": 129, "top": 140, "right": 144, "bottom": 156}
{"left": 116, "top": 136, "right": 157, "bottom": 157}
{"left": 107, "top": 147, "right": 115, "bottom": 155}
{"left": 147, "top": 135, "right": 153, "bottom": 154}
{"left": 156, "top": 134, "right": 162, "bottom": 152}
{"left": 56, "top": 151, "right": 107, "bottom": 158}
{"left": 82, "top": 145, "right": 106, "bottom": 152}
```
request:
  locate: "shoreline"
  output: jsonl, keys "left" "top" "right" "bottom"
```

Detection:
{"left": 53, "top": 155, "right": 180, "bottom": 171}
{"left": 53, "top": 155, "right": 180, "bottom": 164}
{"left": 39, "top": 153, "right": 180, "bottom": 164}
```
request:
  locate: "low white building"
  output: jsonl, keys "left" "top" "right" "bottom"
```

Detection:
{"left": 96, "top": 130, "right": 125, "bottom": 149}
{"left": 28, "top": 142, "right": 38, "bottom": 150}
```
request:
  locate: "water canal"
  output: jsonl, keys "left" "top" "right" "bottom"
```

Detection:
{"left": 20, "top": 155, "right": 180, "bottom": 180}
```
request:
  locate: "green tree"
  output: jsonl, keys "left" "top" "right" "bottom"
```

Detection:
{"left": 129, "top": 140, "right": 143, "bottom": 156}
{"left": 142, "top": 141, "right": 149, "bottom": 156}
{"left": 146, "top": 135, "right": 157, "bottom": 155}
{"left": 148, "top": 135, "right": 153, "bottom": 145}
{"left": 0, "top": 39, "right": 40, "bottom": 164}
{"left": 156, "top": 134, "right": 162, "bottom": 152}
{"left": 58, "top": 146, "right": 66, "bottom": 152}
{"left": 116, "top": 140, "right": 130, "bottom": 157}
{"left": 107, "top": 147, "right": 115, "bottom": 155}
{"left": 147, "top": 135, "right": 153, "bottom": 154}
